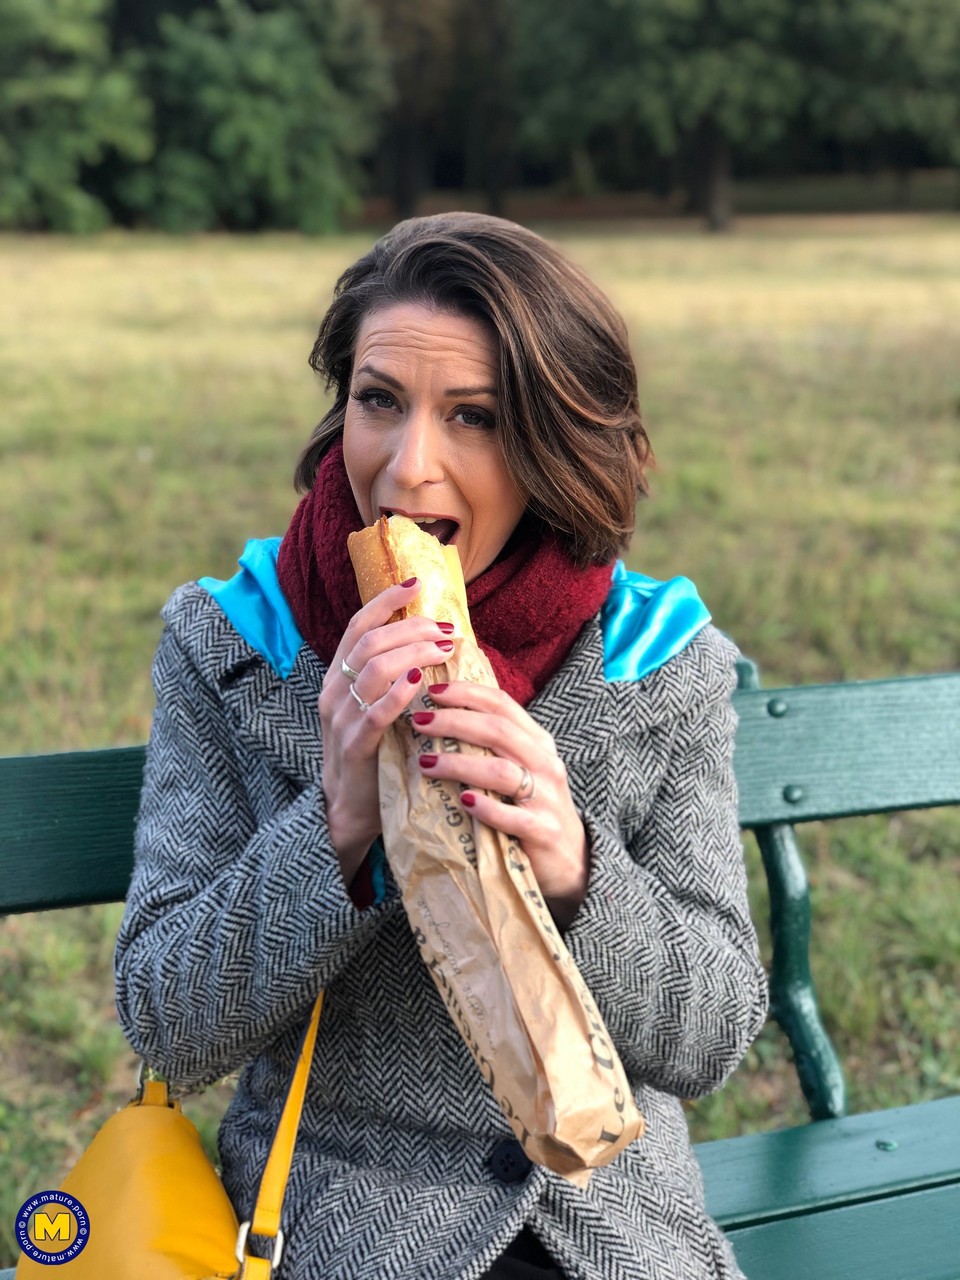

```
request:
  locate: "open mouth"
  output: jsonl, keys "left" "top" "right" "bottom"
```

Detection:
{"left": 382, "top": 509, "right": 460, "bottom": 545}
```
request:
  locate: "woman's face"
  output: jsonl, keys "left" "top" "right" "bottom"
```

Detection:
{"left": 342, "top": 302, "right": 526, "bottom": 585}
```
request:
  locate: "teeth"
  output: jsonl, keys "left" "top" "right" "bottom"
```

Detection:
{"left": 385, "top": 512, "right": 438, "bottom": 525}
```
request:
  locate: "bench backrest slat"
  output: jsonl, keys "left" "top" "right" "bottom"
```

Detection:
{"left": 732, "top": 672, "right": 960, "bottom": 827}
{"left": 2, "top": 672, "right": 959, "bottom": 916}
{"left": 0, "top": 747, "right": 145, "bottom": 914}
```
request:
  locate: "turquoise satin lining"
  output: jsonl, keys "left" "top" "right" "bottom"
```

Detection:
{"left": 600, "top": 560, "right": 710, "bottom": 682}
{"left": 369, "top": 837, "right": 387, "bottom": 902}
{"left": 198, "top": 537, "right": 303, "bottom": 680}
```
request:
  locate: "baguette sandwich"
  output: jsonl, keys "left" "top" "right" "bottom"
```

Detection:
{"left": 345, "top": 512, "right": 644, "bottom": 1181}
{"left": 347, "top": 513, "right": 474, "bottom": 640}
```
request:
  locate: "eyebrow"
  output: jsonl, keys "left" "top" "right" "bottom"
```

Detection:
{"left": 354, "top": 364, "right": 497, "bottom": 398}
{"left": 447, "top": 384, "right": 498, "bottom": 397}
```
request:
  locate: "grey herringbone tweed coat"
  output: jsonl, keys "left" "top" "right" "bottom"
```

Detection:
{"left": 114, "top": 579, "right": 767, "bottom": 1280}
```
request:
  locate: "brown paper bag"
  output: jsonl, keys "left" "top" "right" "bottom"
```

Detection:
{"left": 378, "top": 637, "right": 645, "bottom": 1184}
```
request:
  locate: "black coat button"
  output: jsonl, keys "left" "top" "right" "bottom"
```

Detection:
{"left": 489, "top": 1138, "right": 533, "bottom": 1183}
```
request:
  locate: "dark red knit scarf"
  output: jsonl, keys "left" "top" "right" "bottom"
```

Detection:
{"left": 276, "top": 440, "right": 613, "bottom": 706}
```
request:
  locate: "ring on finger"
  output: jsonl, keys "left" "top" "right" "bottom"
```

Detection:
{"left": 349, "top": 683, "right": 371, "bottom": 714}
{"left": 512, "top": 765, "right": 536, "bottom": 805}
{"left": 341, "top": 658, "right": 361, "bottom": 683}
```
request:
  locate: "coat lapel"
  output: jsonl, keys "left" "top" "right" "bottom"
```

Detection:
{"left": 164, "top": 583, "right": 325, "bottom": 790}
{"left": 529, "top": 618, "right": 619, "bottom": 764}
{"left": 217, "top": 642, "right": 325, "bottom": 789}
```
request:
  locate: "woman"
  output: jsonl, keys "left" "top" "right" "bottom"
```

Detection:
{"left": 115, "top": 212, "right": 767, "bottom": 1280}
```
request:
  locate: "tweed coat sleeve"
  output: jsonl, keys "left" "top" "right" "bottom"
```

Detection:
{"left": 560, "top": 625, "right": 768, "bottom": 1100}
{"left": 114, "top": 591, "right": 394, "bottom": 1091}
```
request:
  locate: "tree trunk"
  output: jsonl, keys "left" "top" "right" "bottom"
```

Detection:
{"left": 570, "top": 144, "right": 599, "bottom": 197}
{"left": 389, "top": 119, "right": 427, "bottom": 222}
{"left": 894, "top": 167, "right": 913, "bottom": 209}
{"left": 701, "top": 119, "right": 732, "bottom": 232}
{"left": 484, "top": 142, "right": 511, "bottom": 218}
{"left": 479, "top": 0, "right": 514, "bottom": 216}
{"left": 455, "top": 0, "right": 514, "bottom": 217}
{"left": 682, "top": 138, "right": 705, "bottom": 215}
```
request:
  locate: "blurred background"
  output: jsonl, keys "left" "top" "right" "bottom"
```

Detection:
{"left": 1, "top": 0, "right": 959, "bottom": 1265}
{"left": 2, "top": 0, "right": 960, "bottom": 232}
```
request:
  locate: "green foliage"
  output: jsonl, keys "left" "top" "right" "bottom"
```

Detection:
{"left": 368, "top": 0, "right": 457, "bottom": 119}
{"left": 510, "top": 0, "right": 807, "bottom": 167}
{"left": 0, "top": 0, "right": 958, "bottom": 230}
{"left": 795, "top": 0, "right": 960, "bottom": 166}
{"left": 117, "top": 0, "right": 391, "bottom": 232}
{"left": 0, "top": 0, "right": 151, "bottom": 231}
{"left": 509, "top": 0, "right": 960, "bottom": 223}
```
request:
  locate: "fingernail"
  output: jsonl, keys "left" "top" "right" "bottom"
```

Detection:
{"left": 436, "top": 640, "right": 454, "bottom": 652}
{"left": 401, "top": 577, "right": 417, "bottom": 588}
{"left": 407, "top": 668, "right": 422, "bottom": 684}
{"left": 428, "top": 683, "right": 448, "bottom": 695}
{"left": 411, "top": 711, "right": 434, "bottom": 726}
{"left": 436, "top": 621, "right": 455, "bottom": 634}
{"left": 419, "top": 753, "right": 438, "bottom": 768}
{"left": 462, "top": 792, "right": 476, "bottom": 808}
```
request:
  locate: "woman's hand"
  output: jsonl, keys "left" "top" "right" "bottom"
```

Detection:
{"left": 413, "top": 682, "right": 590, "bottom": 928}
{"left": 319, "top": 578, "right": 457, "bottom": 887}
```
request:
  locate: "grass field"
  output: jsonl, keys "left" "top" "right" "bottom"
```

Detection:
{"left": 1, "top": 216, "right": 958, "bottom": 1261}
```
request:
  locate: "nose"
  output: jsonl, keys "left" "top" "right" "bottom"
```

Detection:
{"left": 384, "top": 408, "right": 445, "bottom": 491}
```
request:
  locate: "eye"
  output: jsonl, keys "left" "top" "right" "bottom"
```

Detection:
{"left": 351, "top": 388, "right": 396, "bottom": 411}
{"left": 454, "top": 405, "right": 495, "bottom": 430}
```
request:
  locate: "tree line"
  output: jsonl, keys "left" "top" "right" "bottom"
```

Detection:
{"left": 3, "top": 0, "right": 958, "bottom": 234}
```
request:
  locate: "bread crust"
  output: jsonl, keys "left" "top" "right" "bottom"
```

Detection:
{"left": 347, "top": 515, "right": 474, "bottom": 639}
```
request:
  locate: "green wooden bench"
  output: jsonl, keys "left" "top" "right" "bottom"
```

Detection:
{"left": 2, "top": 661, "right": 959, "bottom": 1279}
{"left": 700, "top": 660, "right": 960, "bottom": 1280}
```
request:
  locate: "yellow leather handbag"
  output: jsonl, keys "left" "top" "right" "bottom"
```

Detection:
{"left": 16, "top": 994, "right": 323, "bottom": 1280}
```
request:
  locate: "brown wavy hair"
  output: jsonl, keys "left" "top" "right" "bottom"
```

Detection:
{"left": 295, "top": 211, "right": 651, "bottom": 566}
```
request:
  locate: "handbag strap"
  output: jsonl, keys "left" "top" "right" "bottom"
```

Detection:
{"left": 239, "top": 990, "right": 325, "bottom": 1278}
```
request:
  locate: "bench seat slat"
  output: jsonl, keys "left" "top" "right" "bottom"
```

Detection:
{"left": 732, "top": 673, "right": 960, "bottom": 826}
{"left": 698, "top": 1096, "right": 960, "bottom": 1227}
{"left": 725, "top": 1181, "right": 960, "bottom": 1280}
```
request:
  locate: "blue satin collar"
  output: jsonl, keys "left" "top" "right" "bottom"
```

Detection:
{"left": 199, "top": 538, "right": 302, "bottom": 680}
{"left": 199, "top": 540, "right": 710, "bottom": 685}
{"left": 600, "top": 560, "right": 710, "bottom": 682}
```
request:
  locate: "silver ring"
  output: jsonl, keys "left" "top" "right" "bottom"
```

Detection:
{"left": 349, "top": 683, "right": 370, "bottom": 713}
{"left": 512, "top": 766, "right": 535, "bottom": 805}
{"left": 341, "top": 658, "right": 361, "bottom": 683}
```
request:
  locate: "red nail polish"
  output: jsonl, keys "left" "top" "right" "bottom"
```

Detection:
{"left": 401, "top": 577, "right": 417, "bottom": 588}
{"left": 407, "top": 668, "right": 422, "bottom": 683}
{"left": 411, "top": 711, "right": 434, "bottom": 726}
{"left": 462, "top": 792, "right": 476, "bottom": 808}
{"left": 419, "top": 753, "right": 438, "bottom": 768}
{"left": 436, "top": 621, "right": 455, "bottom": 634}
{"left": 428, "top": 683, "right": 448, "bottom": 695}
{"left": 436, "top": 640, "right": 454, "bottom": 652}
